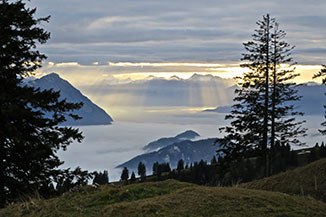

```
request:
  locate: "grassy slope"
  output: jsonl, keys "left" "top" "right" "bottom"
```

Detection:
{"left": 1, "top": 180, "right": 326, "bottom": 217}
{"left": 242, "top": 158, "right": 326, "bottom": 201}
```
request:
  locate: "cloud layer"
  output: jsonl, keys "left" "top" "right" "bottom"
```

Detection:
{"left": 28, "top": 0, "right": 326, "bottom": 65}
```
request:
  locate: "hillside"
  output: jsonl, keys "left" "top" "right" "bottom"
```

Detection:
{"left": 1, "top": 180, "right": 326, "bottom": 217}
{"left": 27, "top": 73, "right": 113, "bottom": 126}
{"left": 242, "top": 158, "right": 326, "bottom": 201}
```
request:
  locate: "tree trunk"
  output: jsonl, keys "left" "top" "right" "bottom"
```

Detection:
{"left": 0, "top": 123, "right": 5, "bottom": 208}
{"left": 263, "top": 14, "right": 270, "bottom": 177}
{"left": 270, "top": 25, "right": 278, "bottom": 175}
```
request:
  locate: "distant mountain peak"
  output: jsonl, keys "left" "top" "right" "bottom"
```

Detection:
{"left": 38, "top": 73, "right": 62, "bottom": 83}
{"left": 190, "top": 73, "right": 211, "bottom": 79}
{"left": 44, "top": 72, "right": 60, "bottom": 78}
{"left": 175, "top": 130, "right": 200, "bottom": 139}
{"left": 170, "top": 75, "right": 181, "bottom": 80}
{"left": 27, "top": 73, "right": 113, "bottom": 126}
{"left": 188, "top": 73, "right": 225, "bottom": 82}
{"left": 304, "top": 81, "right": 320, "bottom": 86}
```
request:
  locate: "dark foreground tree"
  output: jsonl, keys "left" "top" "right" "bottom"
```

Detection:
{"left": 313, "top": 65, "right": 326, "bottom": 135}
{"left": 0, "top": 0, "right": 90, "bottom": 207}
{"left": 217, "top": 14, "right": 306, "bottom": 176}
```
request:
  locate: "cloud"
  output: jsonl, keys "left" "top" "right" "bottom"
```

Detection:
{"left": 55, "top": 62, "right": 80, "bottom": 67}
{"left": 108, "top": 62, "right": 224, "bottom": 68}
{"left": 27, "top": 0, "right": 326, "bottom": 65}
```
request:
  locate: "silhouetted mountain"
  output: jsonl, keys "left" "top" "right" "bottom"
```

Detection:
{"left": 204, "top": 83, "right": 326, "bottom": 116}
{"left": 143, "top": 130, "right": 200, "bottom": 152}
{"left": 27, "top": 73, "right": 113, "bottom": 126}
{"left": 117, "top": 138, "right": 218, "bottom": 172}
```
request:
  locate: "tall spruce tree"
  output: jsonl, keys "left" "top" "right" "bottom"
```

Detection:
{"left": 217, "top": 14, "right": 273, "bottom": 170}
{"left": 217, "top": 14, "right": 306, "bottom": 176}
{"left": 0, "top": 0, "right": 86, "bottom": 207}
{"left": 313, "top": 65, "right": 326, "bottom": 135}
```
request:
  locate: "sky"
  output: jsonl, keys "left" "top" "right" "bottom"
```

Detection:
{"left": 28, "top": 0, "right": 325, "bottom": 80}
{"left": 25, "top": 0, "right": 326, "bottom": 120}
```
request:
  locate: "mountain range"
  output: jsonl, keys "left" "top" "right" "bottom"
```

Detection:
{"left": 82, "top": 73, "right": 236, "bottom": 107}
{"left": 27, "top": 73, "right": 113, "bottom": 126}
{"left": 143, "top": 130, "right": 200, "bottom": 152}
{"left": 117, "top": 135, "right": 218, "bottom": 172}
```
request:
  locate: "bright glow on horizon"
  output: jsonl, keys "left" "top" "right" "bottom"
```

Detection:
{"left": 55, "top": 62, "right": 80, "bottom": 67}
{"left": 35, "top": 61, "right": 323, "bottom": 85}
{"left": 108, "top": 62, "right": 224, "bottom": 68}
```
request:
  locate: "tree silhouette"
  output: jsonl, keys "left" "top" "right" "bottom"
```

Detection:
{"left": 153, "top": 162, "right": 159, "bottom": 175}
{"left": 121, "top": 167, "right": 129, "bottom": 182}
{"left": 217, "top": 14, "right": 306, "bottom": 176}
{"left": 93, "top": 170, "right": 109, "bottom": 185}
{"left": 130, "top": 172, "right": 136, "bottom": 183}
{"left": 152, "top": 162, "right": 171, "bottom": 177}
{"left": 177, "top": 159, "right": 184, "bottom": 171}
{"left": 0, "top": 0, "right": 88, "bottom": 207}
{"left": 137, "top": 162, "right": 146, "bottom": 181}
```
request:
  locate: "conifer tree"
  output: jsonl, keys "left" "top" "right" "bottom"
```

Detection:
{"left": 102, "top": 170, "right": 109, "bottom": 184}
{"left": 217, "top": 14, "right": 306, "bottom": 176}
{"left": 177, "top": 159, "right": 184, "bottom": 171}
{"left": 137, "top": 162, "right": 146, "bottom": 180}
{"left": 121, "top": 167, "right": 129, "bottom": 182}
{"left": 130, "top": 172, "right": 136, "bottom": 183}
{"left": 218, "top": 14, "right": 273, "bottom": 171}
{"left": 93, "top": 170, "right": 109, "bottom": 185}
{"left": 152, "top": 162, "right": 159, "bottom": 175}
{"left": 0, "top": 0, "right": 89, "bottom": 207}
